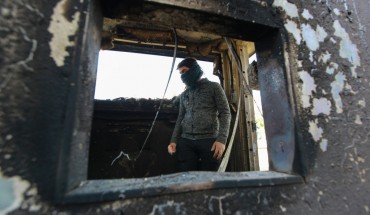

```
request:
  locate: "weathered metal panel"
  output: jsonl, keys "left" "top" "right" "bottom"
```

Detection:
{"left": 256, "top": 32, "right": 295, "bottom": 173}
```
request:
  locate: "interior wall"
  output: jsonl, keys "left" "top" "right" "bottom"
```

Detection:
{"left": 88, "top": 99, "right": 178, "bottom": 179}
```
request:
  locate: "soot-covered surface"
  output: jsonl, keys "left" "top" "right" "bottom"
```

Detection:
{"left": 88, "top": 97, "right": 179, "bottom": 179}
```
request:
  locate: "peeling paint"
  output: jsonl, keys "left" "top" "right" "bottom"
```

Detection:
{"left": 326, "top": 62, "right": 338, "bottom": 75}
{"left": 297, "top": 60, "right": 303, "bottom": 68}
{"left": 299, "top": 71, "right": 317, "bottom": 108}
{"left": 309, "top": 120, "right": 323, "bottom": 142}
{"left": 331, "top": 72, "right": 346, "bottom": 113}
{"left": 333, "top": 20, "right": 361, "bottom": 77}
{"left": 309, "top": 51, "right": 314, "bottom": 62}
{"left": 5, "top": 134, "right": 13, "bottom": 141}
{"left": 316, "top": 26, "right": 328, "bottom": 42}
{"left": 272, "top": 0, "right": 298, "bottom": 18}
{"left": 301, "top": 24, "right": 319, "bottom": 51}
{"left": 320, "top": 139, "right": 328, "bottom": 152}
{"left": 0, "top": 173, "right": 30, "bottom": 215}
{"left": 345, "top": 83, "right": 356, "bottom": 94}
{"left": 48, "top": 0, "right": 81, "bottom": 67}
{"left": 301, "top": 24, "right": 327, "bottom": 51}
{"left": 319, "top": 51, "right": 331, "bottom": 63}
{"left": 312, "top": 98, "right": 331, "bottom": 115}
{"left": 333, "top": 8, "right": 340, "bottom": 15}
{"left": 302, "top": 9, "right": 313, "bottom": 20}
{"left": 355, "top": 114, "right": 362, "bottom": 125}
{"left": 358, "top": 99, "right": 366, "bottom": 108}
{"left": 279, "top": 205, "right": 287, "bottom": 212}
{"left": 284, "top": 20, "right": 301, "bottom": 44}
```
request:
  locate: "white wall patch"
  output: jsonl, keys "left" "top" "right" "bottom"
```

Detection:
{"left": 355, "top": 114, "right": 362, "bottom": 125}
{"left": 319, "top": 51, "right": 331, "bottom": 63}
{"left": 320, "top": 139, "right": 328, "bottom": 152}
{"left": 333, "top": 20, "right": 361, "bottom": 77}
{"left": 309, "top": 51, "right": 314, "bottom": 62}
{"left": 333, "top": 8, "right": 340, "bottom": 15}
{"left": 302, "top": 9, "right": 313, "bottom": 20}
{"left": 331, "top": 72, "right": 346, "bottom": 113}
{"left": 312, "top": 98, "right": 331, "bottom": 115}
{"left": 272, "top": 0, "right": 299, "bottom": 18}
{"left": 284, "top": 20, "right": 302, "bottom": 44}
{"left": 299, "top": 71, "right": 317, "bottom": 108}
{"left": 309, "top": 120, "right": 323, "bottom": 142}
{"left": 302, "top": 24, "right": 319, "bottom": 51}
{"left": 326, "top": 62, "right": 338, "bottom": 75}
{"left": 316, "top": 26, "right": 328, "bottom": 42}
{"left": 48, "top": 0, "right": 81, "bottom": 67}
{"left": 358, "top": 99, "right": 366, "bottom": 108}
{"left": 301, "top": 24, "right": 328, "bottom": 51}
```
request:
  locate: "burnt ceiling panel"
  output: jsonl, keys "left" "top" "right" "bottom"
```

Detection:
{"left": 100, "top": 1, "right": 263, "bottom": 59}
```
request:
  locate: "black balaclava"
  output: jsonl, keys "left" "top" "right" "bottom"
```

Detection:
{"left": 179, "top": 58, "right": 204, "bottom": 88}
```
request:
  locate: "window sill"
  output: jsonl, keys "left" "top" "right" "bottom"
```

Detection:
{"left": 62, "top": 171, "right": 303, "bottom": 204}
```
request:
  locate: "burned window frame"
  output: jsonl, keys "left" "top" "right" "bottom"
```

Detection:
{"left": 56, "top": 0, "right": 304, "bottom": 204}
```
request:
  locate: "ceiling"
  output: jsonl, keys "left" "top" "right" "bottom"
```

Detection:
{"left": 100, "top": 1, "right": 257, "bottom": 60}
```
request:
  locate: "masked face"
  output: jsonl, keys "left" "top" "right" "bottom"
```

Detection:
{"left": 180, "top": 64, "right": 204, "bottom": 87}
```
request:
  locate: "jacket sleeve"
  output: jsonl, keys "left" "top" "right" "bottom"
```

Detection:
{"left": 170, "top": 94, "right": 185, "bottom": 143}
{"left": 214, "top": 83, "right": 231, "bottom": 144}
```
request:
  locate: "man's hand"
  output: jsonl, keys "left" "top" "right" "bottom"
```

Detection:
{"left": 211, "top": 141, "right": 225, "bottom": 160}
{"left": 168, "top": 143, "right": 177, "bottom": 155}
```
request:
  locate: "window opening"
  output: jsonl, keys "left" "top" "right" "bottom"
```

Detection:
{"left": 89, "top": 39, "right": 270, "bottom": 179}
{"left": 94, "top": 51, "right": 220, "bottom": 100}
{"left": 56, "top": 0, "right": 303, "bottom": 203}
{"left": 89, "top": 50, "right": 223, "bottom": 179}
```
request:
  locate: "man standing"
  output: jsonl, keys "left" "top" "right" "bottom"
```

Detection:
{"left": 168, "top": 58, "right": 231, "bottom": 171}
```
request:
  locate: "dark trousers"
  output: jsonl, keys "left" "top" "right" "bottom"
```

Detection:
{"left": 177, "top": 137, "right": 220, "bottom": 171}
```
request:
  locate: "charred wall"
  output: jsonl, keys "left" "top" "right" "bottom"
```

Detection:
{"left": 0, "top": 0, "right": 369, "bottom": 214}
{"left": 88, "top": 98, "right": 178, "bottom": 179}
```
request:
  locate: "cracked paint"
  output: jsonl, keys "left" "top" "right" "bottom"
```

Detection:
{"left": 333, "top": 20, "right": 361, "bottom": 77}
{"left": 148, "top": 201, "right": 184, "bottom": 215}
{"left": 208, "top": 193, "right": 233, "bottom": 215}
{"left": 299, "top": 71, "right": 317, "bottom": 108}
{"left": 16, "top": 27, "right": 37, "bottom": 71}
{"left": 331, "top": 72, "right": 346, "bottom": 113}
{"left": 312, "top": 98, "right": 331, "bottom": 115}
{"left": 48, "top": 0, "right": 81, "bottom": 67}
{"left": 309, "top": 120, "right": 323, "bottom": 142}
{"left": 0, "top": 171, "right": 30, "bottom": 215}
